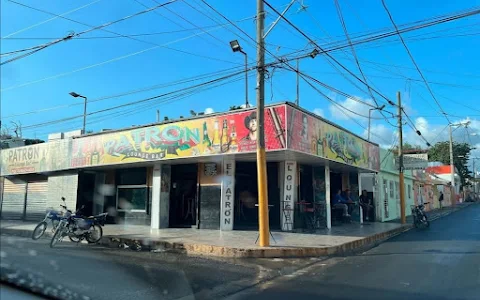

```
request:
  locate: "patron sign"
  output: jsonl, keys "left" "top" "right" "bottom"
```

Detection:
{"left": 281, "top": 161, "right": 296, "bottom": 231}
{"left": 221, "top": 159, "right": 235, "bottom": 230}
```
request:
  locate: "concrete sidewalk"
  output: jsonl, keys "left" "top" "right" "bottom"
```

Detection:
{"left": 1, "top": 203, "right": 474, "bottom": 258}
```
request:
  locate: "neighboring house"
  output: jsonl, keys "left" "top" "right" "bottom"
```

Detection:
{"left": 374, "top": 149, "right": 415, "bottom": 222}
{"left": 425, "top": 165, "right": 461, "bottom": 195}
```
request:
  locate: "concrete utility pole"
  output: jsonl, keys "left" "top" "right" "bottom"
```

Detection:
{"left": 397, "top": 92, "right": 406, "bottom": 224}
{"left": 256, "top": 0, "right": 269, "bottom": 247}
{"left": 449, "top": 124, "right": 455, "bottom": 207}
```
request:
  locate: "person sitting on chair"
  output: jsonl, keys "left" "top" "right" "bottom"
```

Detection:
{"left": 332, "top": 189, "right": 351, "bottom": 217}
{"left": 359, "top": 189, "right": 374, "bottom": 221}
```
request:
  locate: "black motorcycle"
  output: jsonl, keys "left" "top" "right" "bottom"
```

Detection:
{"left": 411, "top": 202, "right": 430, "bottom": 228}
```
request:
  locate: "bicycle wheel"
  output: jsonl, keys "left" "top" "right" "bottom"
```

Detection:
{"left": 86, "top": 225, "right": 103, "bottom": 244}
{"left": 50, "top": 222, "right": 65, "bottom": 248}
{"left": 69, "top": 235, "right": 82, "bottom": 243}
{"left": 32, "top": 222, "right": 47, "bottom": 240}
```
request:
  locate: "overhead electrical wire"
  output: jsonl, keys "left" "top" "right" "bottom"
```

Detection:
{"left": 381, "top": 0, "right": 452, "bottom": 125}
{"left": 4, "top": 0, "right": 244, "bottom": 68}
{"left": 2, "top": 64, "right": 245, "bottom": 119}
{"left": 2, "top": 0, "right": 101, "bottom": 39}
{"left": 21, "top": 69, "right": 248, "bottom": 131}
{"left": 333, "top": 0, "right": 395, "bottom": 125}
{"left": 2, "top": 0, "right": 181, "bottom": 65}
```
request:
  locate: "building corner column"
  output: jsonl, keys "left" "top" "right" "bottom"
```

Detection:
{"left": 281, "top": 161, "right": 296, "bottom": 231}
{"left": 151, "top": 164, "right": 170, "bottom": 229}
{"left": 325, "top": 165, "right": 331, "bottom": 229}
{"left": 220, "top": 159, "right": 235, "bottom": 230}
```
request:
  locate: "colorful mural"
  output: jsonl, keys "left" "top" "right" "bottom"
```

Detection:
{"left": 287, "top": 107, "right": 380, "bottom": 171}
{"left": 70, "top": 105, "right": 287, "bottom": 168}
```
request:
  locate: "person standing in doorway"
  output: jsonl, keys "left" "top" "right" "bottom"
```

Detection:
{"left": 439, "top": 191, "right": 444, "bottom": 209}
{"left": 359, "top": 190, "right": 374, "bottom": 221}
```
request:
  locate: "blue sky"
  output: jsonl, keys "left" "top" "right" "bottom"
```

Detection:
{"left": 1, "top": 0, "right": 479, "bottom": 154}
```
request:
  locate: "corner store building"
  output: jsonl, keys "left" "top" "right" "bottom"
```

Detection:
{"left": 0, "top": 103, "right": 380, "bottom": 230}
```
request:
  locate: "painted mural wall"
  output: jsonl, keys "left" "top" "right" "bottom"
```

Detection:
{"left": 1, "top": 106, "right": 287, "bottom": 175}
{"left": 286, "top": 106, "right": 380, "bottom": 171}
{"left": 0, "top": 139, "right": 71, "bottom": 175}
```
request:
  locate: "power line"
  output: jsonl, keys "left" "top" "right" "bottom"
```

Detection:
{"left": 263, "top": 0, "right": 396, "bottom": 107}
{"left": 2, "top": 0, "right": 101, "bottom": 39}
{"left": 2, "top": 0, "right": 181, "bottom": 65}
{"left": 5, "top": 0, "right": 242, "bottom": 67}
{"left": 21, "top": 69, "right": 247, "bottom": 130}
{"left": 381, "top": 0, "right": 452, "bottom": 125}
{"left": 2, "top": 65, "right": 244, "bottom": 119}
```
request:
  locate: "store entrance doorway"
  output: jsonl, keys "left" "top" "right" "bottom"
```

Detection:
{"left": 169, "top": 164, "right": 198, "bottom": 228}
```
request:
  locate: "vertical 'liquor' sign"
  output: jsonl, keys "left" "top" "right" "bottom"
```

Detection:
{"left": 221, "top": 159, "right": 235, "bottom": 230}
{"left": 282, "top": 161, "right": 296, "bottom": 231}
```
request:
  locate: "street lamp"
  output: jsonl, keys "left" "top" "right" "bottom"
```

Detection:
{"left": 69, "top": 92, "right": 88, "bottom": 134}
{"left": 229, "top": 40, "right": 249, "bottom": 108}
{"left": 367, "top": 104, "right": 386, "bottom": 140}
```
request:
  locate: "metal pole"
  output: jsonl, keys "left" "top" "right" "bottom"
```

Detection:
{"left": 295, "top": 58, "right": 299, "bottom": 106}
{"left": 449, "top": 125, "right": 456, "bottom": 207}
{"left": 156, "top": 110, "right": 160, "bottom": 122}
{"left": 397, "top": 92, "right": 406, "bottom": 224}
{"left": 83, "top": 96, "right": 87, "bottom": 134}
{"left": 244, "top": 51, "right": 249, "bottom": 107}
{"left": 368, "top": 109, "right": 372, "bottom": 141}
{"left": 256, "top": 0, "right": 269, "bottom": 247}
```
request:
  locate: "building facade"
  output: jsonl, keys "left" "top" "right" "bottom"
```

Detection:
{"left": 0, "top": 103, "right": 381, "bottom": 231}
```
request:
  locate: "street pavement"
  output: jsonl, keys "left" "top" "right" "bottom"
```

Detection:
{"left": 1, "top": 203, "right": 478, "bottom": 300}
{"left": 0, "top": 232, "right": 323, "bottom": 300}
{"left": 229, "top": 203, "right": 480, "bottom": 300}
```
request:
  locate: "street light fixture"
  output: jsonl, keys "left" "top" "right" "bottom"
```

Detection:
{"left": 69, "top": 92, "right": 88, "bottom": 134}
{"left": 367, "top": 104, "right": 386, "bottom": 141}
{"left": 229, "top": 40, "right": 249, "bottom": 108}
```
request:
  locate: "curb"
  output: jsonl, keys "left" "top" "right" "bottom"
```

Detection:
{"left": 1, "top": 203, "right": 474, "bottom": 258}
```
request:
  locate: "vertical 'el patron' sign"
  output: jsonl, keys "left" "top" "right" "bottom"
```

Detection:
{"left": 282, "top": 161, "right": 296, "bottom": 231}
{"left": 221, "top": 159, "right": 235, "bottom": 230}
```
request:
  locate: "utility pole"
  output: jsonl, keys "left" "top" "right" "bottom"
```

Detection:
{"left": 449, "top": 124, "right": 456, "bottom": 207}
{"left": 295, "top": 58, "right": 300, "bottom": 106}
{"left": 397, "top": 91, "right": 406, "bottom": 224}
{"left": 156, "top": 110, "right": 160, "bottom": 122}
{"left": 256, "top": 0, "right": 269, "bottom": 247}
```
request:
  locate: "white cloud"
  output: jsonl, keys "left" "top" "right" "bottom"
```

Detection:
{"left": 204, "top": 107, "right": 214, "bottom": 114}
{"left": 329, "top": 96, "right": 375, "bottom": 122}
{"left": 313, "top": 108, "right": 324, "bottom": 117}
{"left": 363, "top": 123, "right": 398, "bottom": 148}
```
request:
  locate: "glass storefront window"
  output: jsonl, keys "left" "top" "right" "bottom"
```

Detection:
{"left": 117, "top": 186, "right": 148, "bottom": 211}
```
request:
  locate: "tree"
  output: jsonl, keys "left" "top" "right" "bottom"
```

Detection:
{"left": 403, "top": 142, "right": 422, "bottom": 151}
{"left": 229, "top": 105, "right": 242, "bottom": 111}
{"left": 428, "top": 141, "right": 473, "bottom": 186}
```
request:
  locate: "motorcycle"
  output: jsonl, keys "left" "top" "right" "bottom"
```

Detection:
{"left": 411, "top": 202, "right": 430, "bottom": 228}
{"left": 50, "top": 205, "right": 108, "bottom": 248}
{"left": 31, "top": 197, "right": 67, "bottom": 240}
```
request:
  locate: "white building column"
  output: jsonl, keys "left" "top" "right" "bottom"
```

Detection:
{"left": 151, "top": 164, "right": 171, "bottom": 229}
{"left": 358, "top": 173, "right": 363, "bottom": 224}
{"left": 281, "top": 161, "right": 296, "bottom": 231}
{"left": 325, "top": 165, "right": 331, "bottom": 229}
{"left": 221, "top": 159, "right": 235, "bottom": 230}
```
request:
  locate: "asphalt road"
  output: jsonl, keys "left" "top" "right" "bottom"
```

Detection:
{"left": 229, "top": 203, "right": 480, "bottom": 300}
{"left": 0, "top": 231, "right": 322, "bottom": 300}
{"left": 1, "top": 204, "right": 478, "bottom": 300}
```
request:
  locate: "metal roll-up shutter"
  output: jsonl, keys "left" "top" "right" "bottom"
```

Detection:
{"left": 25, "top": 181, "right": 48, "bottom": 221}
{"left": 1, "top": 178, "right": 26, "bottom": 220}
